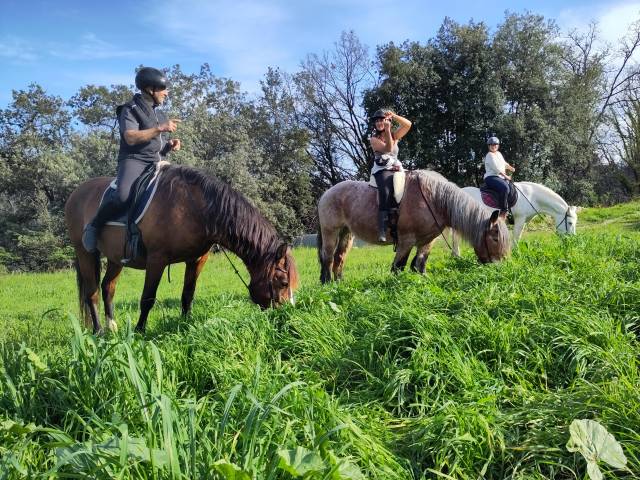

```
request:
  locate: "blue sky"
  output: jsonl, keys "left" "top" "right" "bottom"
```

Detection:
{"left": 1, "top": 0, "right": 639, "bottom": 107}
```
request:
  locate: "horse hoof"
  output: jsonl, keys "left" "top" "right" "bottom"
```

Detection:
{"left": 107, "top": 320, "right": 118, "bottom": 333}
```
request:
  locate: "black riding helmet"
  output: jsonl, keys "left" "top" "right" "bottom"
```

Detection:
{"left": 135, "top": 67, "right": 168, "bottom": 91}
{"left": 371, "top": 109, "right": 387, "bottom": 121}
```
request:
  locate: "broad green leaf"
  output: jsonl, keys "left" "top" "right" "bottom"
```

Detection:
{"left": 55, "top": 436, "right": 169, "bottom": 471}
{"left": 336, "top": 459, "right": 365, "bottom": 480}
{"left": 586, "top": 461, "right": 603, "bottom": 480}
{"left": 25, "top": 348, "right": 48, "bottom": 371}
{"left": 212, "top": 460, "right": 251, "bottom": 479}
{"left": 1, "top": 419, "right": 37, "bottom": 435}
{"left": 566, "top": 419, "right": 628, "bottom": 480}
{"left": 277, "top": 447, "right": 325, "bottom": 477}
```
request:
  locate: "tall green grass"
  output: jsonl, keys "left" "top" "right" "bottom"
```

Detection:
{"left": 1, "top": 205, "right": 639, "bottom": 478}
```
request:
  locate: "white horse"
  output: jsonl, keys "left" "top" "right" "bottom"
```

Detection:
{"left": 452, "top": 181, "right": 581, "bottom": 255}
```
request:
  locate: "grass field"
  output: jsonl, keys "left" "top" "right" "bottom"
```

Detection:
{"left": 1, "top": 201, "right": 639, "bottom": 478}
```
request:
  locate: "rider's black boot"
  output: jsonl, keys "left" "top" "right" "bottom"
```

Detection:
{"left": 82, "top": 198, "right": 126, "bottom": 252}
{"left": 377, "top": 210, "right": 389, "bottom": 242}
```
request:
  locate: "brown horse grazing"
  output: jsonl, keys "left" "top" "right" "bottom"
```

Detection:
{"left": 65, "top": 164, "right": 298, "bottom": 334}
{"left": 317, "top": 170, "right": 510, "bottom": 282}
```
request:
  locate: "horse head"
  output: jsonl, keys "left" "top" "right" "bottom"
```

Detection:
{"left": 556, "top": 206, "right": 581, "bottom": 235}
{"left": 249, "top": 243, "right": 299, "bottom": 308}
{"left": 474, "top": 210, "right": 511, "bottom": 263}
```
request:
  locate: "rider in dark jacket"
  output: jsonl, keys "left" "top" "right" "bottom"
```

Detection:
{"left": 82, "top": 67, "right": 181, "bottom": 252}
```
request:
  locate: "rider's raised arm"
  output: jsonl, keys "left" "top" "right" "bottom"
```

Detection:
{"left": 390, "top": 112, "right": 412, "bottom": 141}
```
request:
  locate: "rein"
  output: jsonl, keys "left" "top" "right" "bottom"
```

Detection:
{"left": 416, "top": 174, "right": 454, "bottom": 252}
{"left": 220, "top": 246, "right": 250, "bottom": 291}
{"left": 510, "top": 182, "right": 570, "bottom": 232}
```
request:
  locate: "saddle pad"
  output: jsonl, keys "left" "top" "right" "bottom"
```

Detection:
{"left": 102, "top": 165, "right": 166, "bottom": 226}
{"left": 479, "top": 183, "right": 518, "bottom": 209}
{"left": 368, "top": 170, "right": 406, "bottom": 204}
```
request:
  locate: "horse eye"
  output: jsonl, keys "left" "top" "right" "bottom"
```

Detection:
{"left": 281, "top": 281, "right": 289, "bottom": 288}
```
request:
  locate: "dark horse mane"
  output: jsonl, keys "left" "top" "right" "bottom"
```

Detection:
{"left": 161, "top": 165, "right": 282, "bottom": 266}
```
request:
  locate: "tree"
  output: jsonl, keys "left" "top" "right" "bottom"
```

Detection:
{"left": 0, "top": 84, "right": 78, "bottom": 270}
{"left": 295, "top": 31, "right": 376, "bottom": 184}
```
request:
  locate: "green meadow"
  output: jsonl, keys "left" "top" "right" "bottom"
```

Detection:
{"left": 1, "top": 202, "right": 639, "bottom": 478}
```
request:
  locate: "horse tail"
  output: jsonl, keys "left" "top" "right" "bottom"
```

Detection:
{"left": 316, "top": 214, "right": 323, "bottom": 267}
{"left": 74, "top": 251, "right": 101, "bottom": 328}
{"left": 335, "top": 227, "right": 352, "bottom": 255}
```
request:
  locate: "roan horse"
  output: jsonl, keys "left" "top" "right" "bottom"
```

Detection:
{"left": 65, "top": 164, "right": 298, "bottom": 334}
{"left": 317, "top": 170, "right": 510, "bottom": 282}
{"left": 451, "top": 181, "right": 580, "bottom": 255}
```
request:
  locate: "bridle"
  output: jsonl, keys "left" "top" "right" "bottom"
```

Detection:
{"left": 512, "top": 182, "right": 572, "bottom": 235}
{"left": 268, "top": 263, "right": 293, "bottom": 307}
{"left": 555, "top": 207, "right": 572, "bottom": 233}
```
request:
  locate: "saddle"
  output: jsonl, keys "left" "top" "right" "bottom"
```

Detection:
{"left": 99, "top": 161, "right": 169, "bottom": 263}
{"left": 479, "top": 181, "right": 518, "bottom": 210}
{"left": 369, "top": 170, "right": 406, "bottom": 204}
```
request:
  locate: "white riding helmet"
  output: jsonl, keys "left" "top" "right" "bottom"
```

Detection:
{"left": 487, "top": 136, "right": 500, "bottom": 145}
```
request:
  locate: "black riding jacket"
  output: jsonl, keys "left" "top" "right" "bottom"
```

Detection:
{"left": 116, "top": 93, "right": 170, "bottom": 164}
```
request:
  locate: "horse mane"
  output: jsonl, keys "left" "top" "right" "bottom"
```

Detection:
{"left": 161, "top": 165, "right": 282, "bottom": 266}
{"left": 415, "top": 170, "right": 509, "bottom": 249}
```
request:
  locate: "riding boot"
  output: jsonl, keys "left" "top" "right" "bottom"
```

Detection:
{"left": 377, "top": 210, "right": 389, "bottom": 242}
{"left": 82, "top": 198, "right": 126, "bottom": 252}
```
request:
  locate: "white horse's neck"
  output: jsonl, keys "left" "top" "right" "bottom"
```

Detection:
{"left": 518, "top": 182, "right": 568, "bottom": 217}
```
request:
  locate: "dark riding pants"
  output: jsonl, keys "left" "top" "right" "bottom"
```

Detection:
{"left": 116, "top": 158, "right": 156, "bottom": 203}
{"left": 374, "top": 170, "right": 395, "bottom": 211}
{"left": 485, "top": 175, "right": 510, "bottom": 213}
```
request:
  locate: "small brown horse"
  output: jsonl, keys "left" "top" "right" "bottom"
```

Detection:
{"left": 317, "top": 170, "right": 510, "bottom": 282}
{"left": 65, "top": 164, "right": 298, "bottom": 334}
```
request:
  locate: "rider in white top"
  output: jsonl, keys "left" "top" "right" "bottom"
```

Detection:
{"left": 369, "top": 109, "right": 412, "bottom": 242}
{"left": 483, "top": 136, "right": 515, "bottom": 219}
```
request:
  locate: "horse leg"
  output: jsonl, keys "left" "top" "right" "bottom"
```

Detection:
{"left": 512, "top": 216, "right": 526, "bottom": 247}
{"left": 319, "top": 227, "right": 339, "bottom": 284}
{"left": 391, "top": 241, "right": 413, "bottom": 273}
{"left": 332, "top": 229, "right": 353, "bottom": 281}
{"left": 75, "top": 248, "right": 103, "bottom": 334}
{"left": 410, "top": 239, "right": 435, "bottom": 274}
{"left": 135, "top": 257, "right": 167, "bottom": 333}
{"left": 101, "top": 260, "right": 123, "bottom": 333}
{"left": 451, "top": 227, "right": 461, "bottom": 257}
{"left": 181, "top": 253, "right": 209, "bottom": 316}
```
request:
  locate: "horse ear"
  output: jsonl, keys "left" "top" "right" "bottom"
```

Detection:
{"left": 489, "top": 210, "right": 500, "bottom": 226}
{"left": 275, "top": 242, "right": 290, "bottom": 262}
{"left": 574, "top": 206, "right": 583, "bottom": 213}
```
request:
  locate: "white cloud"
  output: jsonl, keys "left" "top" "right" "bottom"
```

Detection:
{"left": 0, "top": 36, "right": 38, "bottom": 63}
{"left": 147, "top": 0, "right": 292, "bottom": 89}
{"left": 558, "top": 1, "right": 640, "bottom": 46}
{"left": 48, "top": 33, "right": 151, "bottom": 60}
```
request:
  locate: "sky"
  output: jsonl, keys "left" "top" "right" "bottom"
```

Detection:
{"left": 1, "top": 0, "right": 639, "bottom": 107}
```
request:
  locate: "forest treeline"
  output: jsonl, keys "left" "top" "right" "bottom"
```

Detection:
{"left": 2, "top": 12, "right": 640, "bottom": 271}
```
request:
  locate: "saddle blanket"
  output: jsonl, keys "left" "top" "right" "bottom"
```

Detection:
{"left": 480, "top": 182, "right": 518, "bottom": 209}
{"left": 101, "top": 161, "right": 168, "bottom": 226}
{"left": 369, "top": 170, "right": 406, "bottom": 204}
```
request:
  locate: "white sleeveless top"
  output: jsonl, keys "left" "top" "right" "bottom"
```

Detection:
{"left": 371, "top": 141, "right": 403, "bottom": 175}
